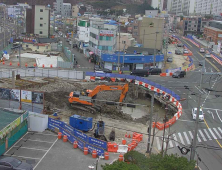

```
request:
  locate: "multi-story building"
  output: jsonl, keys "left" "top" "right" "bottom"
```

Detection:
{"left": 63, "top": 3, "right": 71, "bottom": 17}
{"left": 72, "top": 5, "right": 79, "bottom": 17}
{"left": 77, "top": 20, "right": 90, "bottom": 43}
{"left": 131, "top": 19, "right": 141, "bottom": 43}
{"left": 204, "top": 21, "right": 222, "bottom": 45}
{"left": 182, "top": 16, "right": 209, "bottom": 36}
{"left": 26, "top": 5, "right": 50, "bottom": 38}
{"left": 195, "top": 0, "right": 222, "bottom": 16}
{"left": 53, "top": 0, "right": 63, "bottom": 15}
{"left": 89, "top": 19, "right": 118, "bottom": 55}
{"left": 170, "top": 0, "right": 195, "bottom": 15}
{"left": 116, "top": 33, "right": 136, "bottom": 51}
{"left": 138, "top": 17, "right": 164, "bottom": 50}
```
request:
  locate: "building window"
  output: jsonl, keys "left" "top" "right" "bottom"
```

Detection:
{"left": 46, "top": 46, "right": 48, "bottom": 49}
{"left": 122, "top": 41, "right": 126, "bottom": 44}
{"left": 106, "top": 37, "right": 111, "bottom": 41}
{"left": 40, "top": 31, "right": 43, "bottom": 34}
{"left": 134, "top": 26, "right": 138, "bottom": 29}
{"left": 37, "top": 46, "right": 39, "bottom": 49}
{"left": 40, "top": 9, "right": 43, "bottom": 12}
{"left": 40, "top": 24, "right": 43, "bottom": 27}
{"left": 194, "top": 25, "right": 196, "bottom": 27}
{"left": 26, "top": 45, "right": 28, "bottom": 47}
{"left": 40, "top": 17, "right": 43, "bottom": 20}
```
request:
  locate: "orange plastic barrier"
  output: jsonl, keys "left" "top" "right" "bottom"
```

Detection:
{"left": 58, "top": 132, "right": 62, "bottom": 139}
{"left": 107, "top": 142, "right": 118, "bottom": 152}
{"left": 9, "top": 62, "right": 12, "bottom": 66}
{"left": 122, "top": 139, "right": 126, "bottom": 145}
{"left": 92, "top": 150, "right": 97, "bottom": 158}
{"left": 63, "top": 135, "right": 68, "bottom": 142}
{"left": 118, "top": 154, "right": 124, "bottom": 162}
{"left": 25, "top": 63, "right": 28, "bottom": 67}
{"left": 104, "top": 152, "right": 109, "bottom": 160}
{"left": 73, "top": 141, "right": 78, "bottom": 149}
{"left": 84, "top": 147, "right": 88, "bottom": 155}
{"left": 128, "top": 144, "right": 132, "bottom": 151}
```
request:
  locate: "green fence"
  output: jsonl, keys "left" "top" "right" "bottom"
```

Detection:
{"left": 0, "top": 44, "right": 12, "bottom": 55}
{"left": 8, "top": 120, "right": 28, "bottom": 149}
{"left": 0, "top": 138, "right": 5, "bottom": 156}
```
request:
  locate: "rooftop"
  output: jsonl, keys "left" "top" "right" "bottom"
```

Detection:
{"left": 205, "top": 26, "right": 222, "bottom": 32}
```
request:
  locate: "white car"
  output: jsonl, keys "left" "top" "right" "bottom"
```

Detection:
{"left": 205, "top": 53, "right": 211, "bottom": 58}
{"left": 192, "top": 108, "right": 204, "bottom": 121}
{"left": 199, "top": 48, "right": 205, "bottom": 53}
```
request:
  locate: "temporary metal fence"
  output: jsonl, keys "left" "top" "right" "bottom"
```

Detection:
{"left": 0, "top": 68, "right": 84, "bottom": 80}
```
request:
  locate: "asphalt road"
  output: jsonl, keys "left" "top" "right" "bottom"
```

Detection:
{"left": 148, "top": 35, "right": 222, "bottom": 170}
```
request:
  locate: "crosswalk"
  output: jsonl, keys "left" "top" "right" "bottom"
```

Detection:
{"left": 156, "top": 127, "right": 222, "bottom": 151}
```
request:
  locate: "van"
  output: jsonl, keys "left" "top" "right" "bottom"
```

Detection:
{"left": 130, "top": 69, "right": 149, "bottom": 77}
{"left": 148, "top": 68, "right": 162, "bottom": 75}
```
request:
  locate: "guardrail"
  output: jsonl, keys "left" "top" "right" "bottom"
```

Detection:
{"left": 85, "top": 72, "right": 182, "bottom": 130}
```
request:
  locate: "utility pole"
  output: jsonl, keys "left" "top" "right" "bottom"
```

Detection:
{"left": 3, "top": 6, "right": 6, "bottom": 48}
{"left": 147, "top": 91, "right": 154, "bottom": 154}
{"left": 123, "top": 44, "right": 126, "bottom": 68}
{"left": 161, "top": 103, "right": 168, "bottom": 156}
{"left": 143, "top": 29, "right": 145, "bottom": 45}
{"left": 19, "top": 41, "right": 21, "bottom": 68}
{"left": 53, "top": 10, "right": 55, "bottom": 35}
{"left": 153, "top": 31, "right": 158, "bottom": 68}
{"left": 190, "top": 60, "right": 204, "bottom": 161}
{"left": 118, "top": 24, "right": 120, "bottom": 72}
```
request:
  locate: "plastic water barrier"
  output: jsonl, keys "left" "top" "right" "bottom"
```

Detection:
{"left": 85, "top": 72, "right": 182, "bottom": 130}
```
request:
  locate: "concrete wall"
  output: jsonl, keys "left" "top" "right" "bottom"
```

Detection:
{"left": 34, "top": 5, "right": 50, "bottom": 38}
{"left": 116, "top": 33, "right": 136, "bottom": 51}
{"left": 72, "top": 5, "right": 79, "bottom": 17}
{"left": 139, "top": 17, "right": 164, "bottom": 50}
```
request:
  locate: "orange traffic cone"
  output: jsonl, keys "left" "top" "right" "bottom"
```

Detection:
{"left": 125, "top": 132, "right": 128, "bottom": 138}
{"left": 25, "top": 63, "right": 28, "bottom": 67}
{"left": 17, "top": 62, "right": 20, "bottom": 66}
{"left": 128, "top": 134, "right": 131, "bottom": 138}
{"left": 33, "top": 63, "right": 36, "bottom": 67}
{"left": 42, "top": 64, "right": 45, "bottom": 68}
{"left": 50, "top": 64, "right": 53, "bottom": 68}
{"left": 9, "top": 62, "right": 12, "bottom": 66}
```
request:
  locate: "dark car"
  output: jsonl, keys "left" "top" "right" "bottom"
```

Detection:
{"left": 172, "top": 71, "right": 186, "bottom": 78}
{"left": 0, "top": 157, "right": 33, "bottom": 170}
{"left": 130, "top": 69, "right": 149, "bottom": 77}
{"left": 102, "top": 68, "right": 112, "bottom": 73}
{"left": 175, "top": 49, "right": 182, "bottom": 55}
{"left": 177, "top": 43, "right": 184, "bottom": 47}
{"left": 167, "top": 57, "right": 173, "bottom": 62}
{"left": 94, "top": 65, "right": 100, "bottom": 71}
{"left": 149, "top": 68, "right": 162, "bottom": 75}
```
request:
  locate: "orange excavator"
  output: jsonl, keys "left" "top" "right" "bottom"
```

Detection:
{"left": 69, "top": 83, "right": 129, "bottom": 113}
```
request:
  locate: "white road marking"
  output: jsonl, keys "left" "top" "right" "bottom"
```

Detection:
{"left": 203, "top": 129, "right": 212, "bottom": 140}
{"left": 216, "top": 110, "right": 222, "bottom": 122}
{"left": 188, "top": 96, "right": 192, "bottom": 99}
{"left": 183, "top": 132, "right": 190, "bottom": 144}
{"left": 188, "top": 131, "right": 194, "bottom": 144}
{"left": 173, "top": 134, "right": 179, "bottom": 146}
{"left": 195, "top": 86, "right": 203, "bottom": 94}
{"left": 207, "top": 110, "right": 214, "bottom": 119}
{"left": 27, "top": 132, "right": 57, "bottom": 137}
{"left": 4, "top": 154, "right": 40, "bottom": 160}
{"left": 22, "top": 139, "right": 54, "bottom": 144}
{"left": 177, "top": 90, "right": 181, "bottom": 92}
{"left": 202, "top": 108, "right": 222, "bottom": 112}
{"left": 33, "top": 138, "right": 58, "bottom": 170}
{"left": 4, "top": 132, "right": 27, "bottom": 155}
{"left": 168, "top": 139, "right": 173, "bottom": 148}
{"left": 198, "top": 130, "right": 207, "bottom": 141}
{"left": 202, "top": 91, "right": 210, "bottom": 107}
{"left": 213, "top": 128, "right": 222, "bottom": 139}
{"left": 13, "top": 146, "right": 48, "bottom": 152}
{"left": 177, "top": 119, "right": 205, "bottom": 123}
{"left": 197, "top": 134, "right": 201, "bottom": 142}
{"left": 178, "top": 133, "right": 185, "bottom": 145}
{"left": 156, "top": 137, "right": 161, "bottom": 150}
{"left": 193, "top": 100, "right": 197, "bottom": 102}
{"left": 208, "top": 128, "right": 217, "bottom": 140}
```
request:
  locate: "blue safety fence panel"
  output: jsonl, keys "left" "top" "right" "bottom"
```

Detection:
{"left": 95, "top": 72, "right": 106, "bottom": 77}
{"left": 135, "top": 76, "right": 144, "bottom": 82}
{"left": 63, "top": 123, "right": 75, "bottom": 134}
{"left": 88, "top": 137, "right": 107, "bottom": 150}
{"left": 48, "top": 118, "right": 64, "bottom": 128}
{"left": 68, "top": 134, "right": 76, "bottom": 144}
{"left": 105, "top": 73, "right": 116, "bottom": 77}
{"left": 74, "top": 129, "right": 88, "bottom": 142}
{"left": 85, "top": 144, "right": 105, "bottom": 156}
{"left": 85, "top": 72, "right": 95, "bottom": 76}
{"left": 115, "top": 74, "right": 126, "bottom": 79}
{"left": 77, "top": 139, "right": 85, "bottom": 150}
{"left": 155, "top": 84, "right": 161, "bottom": 89}
{"left": 165, "top": 88, "right": 172, "bottom": 94}
{"left": 48, "top": 120, "right": 62, "bottom": 130}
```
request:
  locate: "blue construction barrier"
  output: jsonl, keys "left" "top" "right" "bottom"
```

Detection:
{"left": 48, "top": 118, "right": 106, "bottom": 155}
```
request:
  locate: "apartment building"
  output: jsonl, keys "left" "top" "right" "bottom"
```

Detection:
{"left": 170, "top": 0, "right": 195, "bottom": 15}
{"left": 63, "top": 3, "right": 71, "bottom": 17}
{"left": 72, "top": 5, "right": 79, "bottom": 17}
{"left": 53, "top": 0, "right": 71, "bottom": 17}
{"left": 204, "top": 21, "right": 222, "bottom": 45}
{"left": 116, "top": 33, "right": 136, "bottom": 51}
{"left": 195, "top": 0, "right": 222, "bottom": 15}
{"left": 26, "top": 5, "right": 50, "bottom": 38}
{"left": 182, "top": 16, "right": 209, "bottom": 36}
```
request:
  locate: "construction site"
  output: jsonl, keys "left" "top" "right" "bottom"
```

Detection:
{"left": 0, "top": 75, "right": 177, "bottom": 153}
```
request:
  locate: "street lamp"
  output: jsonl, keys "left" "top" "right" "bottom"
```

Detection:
{"left": 161, "top": 98, "right": 186, "bottom": 156}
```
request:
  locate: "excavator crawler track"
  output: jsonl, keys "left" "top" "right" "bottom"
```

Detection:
{"left": 70, "top": 103, "right": 101, "bottom": 113}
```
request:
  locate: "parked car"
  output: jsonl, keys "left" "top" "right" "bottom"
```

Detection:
{"left": 192, "top": 107, "right": 204, "bottom": 121}
{"left": 94, "top": 65, "right": 100, "bottom": 71}
{"left": 183, "top": 49, "right": 189, "bottom": 54}
{"left": 205, "top": 53, "right": 211, "bottom": 58}
{"left": 199, "top": 48, "right": 205, "bottom": 53}
{"left": 175, "top": 49, "right": 182, "bottom": 55}
{"left": 177, "top": 43, "right": 183, "bottom": 47}
{"left": 102, "top": 68, "right": 112, "bottom": 73}
{"left": 73, "top": 43, "right": 77, "bottom": 48}
{"left": 130, "top": 69, "right": 149, "bottom": 77}
{"left": 0, "top": 157, "right": 33, "bottom": 170}
{"left": 148, "top": 68, "right": 162, "bottom": 75}
{"left": 172, "top": 71, "right": 186, "bottom": 78}
{"left": 167, "top": 57, "right": 173, "bottom": 62}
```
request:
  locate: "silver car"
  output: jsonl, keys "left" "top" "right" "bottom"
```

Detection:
{"left": 205, "top": 53, "right": 211, "bottom": 58}
{"left": 0, "top": 157, "right": 33, "bottom": 170}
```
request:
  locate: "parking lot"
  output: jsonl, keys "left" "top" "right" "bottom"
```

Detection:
{"left": 1, "top": 130, "right": 118, "bottom": 170}
{"left": 2, "top": 131, "right": 58, "bottom": 169}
